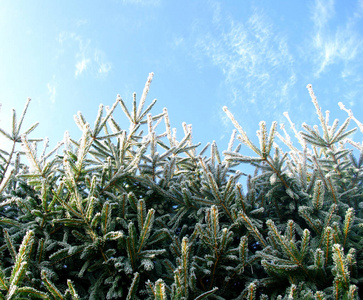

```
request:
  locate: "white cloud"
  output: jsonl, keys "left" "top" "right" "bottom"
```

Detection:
{"left": 58, "top": 32, "right": 112, "bottom": 78}
{"left": 313, "top": 28, "right": 361, "bottom": 77}
{"left": 94, "top": 50, "right": 111, "bottom": 75}
{"left": 75, "top": 19, "right": 88, "bottom": 27}
{"left": 173, "top": 36, "right": 184, "bottom": 47}
{"left": 195, "top": 9, "right": 296, "bottom": 113}
{"left": 247, "top": 12, "right": 272, "bottom": 43}
{"left": 191, "top": 0, "right": 362, "bottom": 134}
{"left": 309, "top": 0, "right": 363, "bottom": 77}
{"left": 310, "top": 0, "right": 335, "bottom": 30}
{"left": 344, "top": 90, "right": 357, "bottom": 107}
{"left": 120, "top": 0, "right": 161, "bottom": 5}
{"left": 47, "top": 83, "right": 56, "bottom": 103}
{"left": 98, "top": 63, "right": 111, "bottom": 74}
{"left": 211, "top": 1, "right": 222, "bottom": 24}
{"left": 75, "top": 58, "right": 90, "bottom": 77}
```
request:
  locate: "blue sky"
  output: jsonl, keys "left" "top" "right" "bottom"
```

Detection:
{"left": 1, "top": 0, "right": 363, "bottom": 156}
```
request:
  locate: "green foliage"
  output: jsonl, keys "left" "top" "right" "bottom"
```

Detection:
{"left": 0, "top": 77, "right": 362, "bottom": 299}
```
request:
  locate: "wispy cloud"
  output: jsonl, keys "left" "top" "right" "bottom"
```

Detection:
{"left": 75, "top": 58, "right": 91, "bottom": 77}
{"left": 310, "top": 0, "right": 334, "bottom": 30}
{"left": 190, "top": 0, "right": 363, "bottom": 139}
{"left": 172, "top": 36, "right": 184, "bottom": 47}
{"left": 344, "top": 90, "right": 357, "bottom": 107}
{"left": 58, "top": 32, "right": 112, "bottom": 78}
{"left": 119, "top": 0, "right": 161, "bottom": 5}
{"left": 94, "top": 50, "right": 111, "bottom": 75}
{"left": 75, "top": 19, "right": 88, "bottom": 27}
{"left": 194, "top": 7, "right": 296, "bottom": 119}
{"left": 310, "top": 0, "right": 363, "bottom": 77}
{"left": 314, "top": 29, "right": 360, "bottom": 77}
{"left": 47, "top": 83, "right": 56, "bottom": 103}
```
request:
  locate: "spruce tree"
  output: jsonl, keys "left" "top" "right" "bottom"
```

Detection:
{"left": 0, "top": 75, "right": 362, "bottom": 299}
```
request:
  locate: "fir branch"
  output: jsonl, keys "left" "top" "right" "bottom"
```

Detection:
{"left": 9, "top": 231, "right": 34, "bottom": 290}
{"left": 137, "top": 72, "right": 154, "bottom": 119}
{"left": 66, "top": 280, "right": 80, "bottom": 300}
{"left": 332, "top": 244, "right": 349, "bottom": 288}
{"left": 41, "top": 270, "right": 64, "bottom": 300}
{"left": 0, "top": 169, "right": 14, "bottom": 195}
{"left": 238, "top": 211, "right": 266, "bottom": 248}
{"left": 0, "top": 269, "right": 9, "bottom": 292}
{"left": 95, "top": 98, "right": 119, "bottom": 137}
{"left": 16, "top": 287, "right": 49, "bottom": 299}
{"left": 137, "top": 208, "right": 155, "bottom": 254}
{"left": 312, "top": 180, "right": 324, "bottom": 210}
{"left": 1, "top": 74, "right": 362, "bottom": 299}
{"left": 137, "top": 99, "right": 158, "bottom": 124}
{"left": 15, "top": 98, "right": 32, "bottom": 137}
{"left": 342, "top": 208, "right": 354, "bottom": 247}
{"left": 118, "top": 97, "right": 133, "bottom": 125}
{"left": 338, "top": 101, "right": 363, "bottom": 133}
{"left": 3, "top": 229, "right": 17, "bottom": 262}
{"left": 265, "top": 220, "right": 310, "bottom": 276}
{"left": 194, "top": 287, "right": 219, "bottom": 300}
{"left": 126, "top": 272, "right": 140, "bottom": 300}
{"left": 306, "top": 84, "right": 329, "bottom": 142}
{"left": 21, "top": 135, "right": 43, "bottom": 175}
{"left": 223, "top": 106, "right": 262, "bottom": 156}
